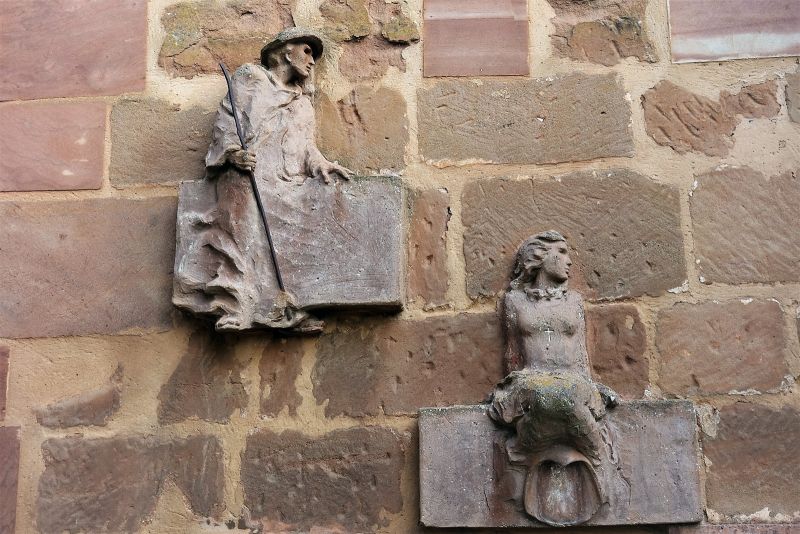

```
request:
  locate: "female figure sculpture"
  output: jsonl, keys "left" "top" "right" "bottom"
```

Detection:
{"left": 488, "top": 231, "right": 619, "bottom": 526}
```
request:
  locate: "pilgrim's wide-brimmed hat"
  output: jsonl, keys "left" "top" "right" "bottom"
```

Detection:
{"left": 260, "top": 27, "right": 324, "bottom": 64}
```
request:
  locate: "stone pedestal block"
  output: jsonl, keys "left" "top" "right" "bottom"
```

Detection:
{"left": 419, "top": 401, "right": 702, "bottom": 528}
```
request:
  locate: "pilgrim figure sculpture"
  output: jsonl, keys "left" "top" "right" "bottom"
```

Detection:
{"left": 488, "top": 231, "right": 619, "bottom": 526}
{"left": 173, "top": 28, "right": 353, "bottom": 333}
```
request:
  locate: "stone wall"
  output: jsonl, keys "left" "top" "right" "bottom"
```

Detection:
{"left": 1, "top": 0, "right": 799, "bottom": 532}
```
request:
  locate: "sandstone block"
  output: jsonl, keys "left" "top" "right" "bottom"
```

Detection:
{"left": 242, "top": 427, "right": 405, "bottom": 532}
{"left": 37, "top": 435, "right": 224, "bottom": 533}
{"left": 158, "top": 329, "right": 247, "bottom": 424}
{"left": 260, "top": 337, "right": 305, "bottom": 417}
{"left": 704, "top": 403, "right": 800, "bottom": 516}
{"left": 0, "top": 101, "right": 105, "bottom": 192}
{"left": 671, "top": 525, "right": 798, "bottom": 534}
{"left": 0, "top": 427, "right": 19, "bottom": 534}
{"left": 419, "top": 74, "right": 634, "bottom": 164}
{"left": 408, "top": 188, "right": 450, "bottom": 309}
{"left": 0, "top": 0, "right": 146, "bottom": 100}
{"left": 691, "top": 167, "right": 800, "bottom": 285}
{"left": 462, "top": 170, "right": 685, "bottom": 300}
{"left": 159, "top": 0, "right": 294, "bottom": 78}
{"left": 657, "top": 300, "right": 789, "bottom": 396}
{"left": 419, "top": 402, "right": 701, "bottom": 527}
{"left": 0, "top": 197, "right": 177, "bottom": 339}
{"left": 586, "top": 304, "right": 648, "bottom": 399}
{"left": 0, "top": 347, "right": 7, "bottom": 421}
{"left": 787, "top": 70, "right": 800, "bottom": 123}
{"left": 642, "top": 81, "right": 780, "bottom": 157}
{"left": 110, "top": 98, "right": 215, "bottom": 187}
{"left": 320, "top": 0, "right": 372, "bottom": 41}
{"left": 316, "top": 86, "right": 408, "bottom": 174}
{"left": 312, "top": 313, "right": 502, "bottom": 417}
{"left": 36, "top": 366, "right": 122, "bottom": 428}
{"left": 423, "top": 0, "right": 529, "bottom": 77}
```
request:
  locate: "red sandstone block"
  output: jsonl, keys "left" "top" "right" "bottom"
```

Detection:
{"left": 0, "top": 426, "right": 20, "bottom": 533}
{"left": 0, "top": 101, "right": 106, "bottom": 191}
{"left": 0, "top": 0, "right": 147, "bottom": 100}
{"left": 0, "top": 347, "right": 7, "bottom": 421}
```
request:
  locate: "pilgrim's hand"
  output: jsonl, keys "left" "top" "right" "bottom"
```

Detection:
{"left": 313, "top": 159, "right": 353, "bottom": 184}
{"left": 597, "top": 383, "right": 619, "bottom": 408}
{"left": 228, "top": 149, "right": 257, "bottom": 172}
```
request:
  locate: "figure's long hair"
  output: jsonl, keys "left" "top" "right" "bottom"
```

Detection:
{"left": 509, "top": 230, "right": 566, "bottom": 289}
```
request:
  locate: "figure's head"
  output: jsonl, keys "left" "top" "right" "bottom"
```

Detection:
{"left": 510, "top": 231, "right": 572, "bottom": 289}
{"left": 260, "top": 27, "right": 324, "bottom": 80}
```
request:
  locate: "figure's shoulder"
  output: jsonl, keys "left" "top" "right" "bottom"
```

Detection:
{"left": 233, "top": 63, "right": 270, "bottom": 82}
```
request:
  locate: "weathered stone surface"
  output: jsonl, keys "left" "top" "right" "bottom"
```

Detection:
{"left": 657, "top": 300, "right": 789, "bottom": 396}
{"left": 110, "top": 98, "right": 215, "bottom": 187}
{"left": 159, "top": 0, "right": 294, "bottom": 78}
{"left": 418, "top": 74, "right": 634, "bottom": 164}
{"left": 787, "top": 70, "right": 800, "bottom": 123}
{"left": 37, "top": 435, "right": 224, "bottom": 533}
{"left": 158, "top": 329, "right": 247, "bottom": 424}
{"left": 549, "top": 0, "right": 656, "bottom": 66}
{"left": 0, "top": 0, "right": 146, "bottom": 100}
{"left": 419, "top": 402, "right": 702, "bottom": 527}
{"left": 242, "top": 427, "right": 405, "bottom": 532}
{"left": 668, "top": 0, "right": 800, "bottom": 62}
{"left": 642, "top": 80, "right": 780, "bottom": 157}
{"left": 317, "top": 86, "right": 408, "bottom": 174}
{"left": 586, "top": 304, "right": 648, "bottom": 399}
{"left": 36, "top": 366, "right": 122, "bottom": 428}
{"left": 0, "top": 347, "right": 7, "bottom": 421}
{"left": 463, "top": 170, "right": 685, "bottom": 300}
{"left": 408, "top": 188, "right": 450, "bottom": 309}
{"left": 260, "top": 337, "right": 304, "bottom": 417}
{"left": 423, "top": 0, "right": 529, "bottom": 77}
{"left": 175, "top": 176, "right": 404, "bottom": 314}
{"left": 320, "top": 0, "right": 371, "bottom": 41}
{"left": 671, "top": 526, "right": 798, "bottom": 534}
{"left": 704, "top": 403, "right": 800, "bottom": 516}
{"left": 691, "top": 167, "right": 800, "bottom": 285}
{"left": 0, "top": 197, "right": 177, "bottom": 338}
{"left": 338, "top": 35, "right": 408, "bottom": 82}
{"left": 312, "top": 314, "right": 502, "bottom": 417}
{"left": 0, "top": 101, "right": 106, "bottom": 192}
{"left": 0, "top": 426, "right": 19, "bottom": 534}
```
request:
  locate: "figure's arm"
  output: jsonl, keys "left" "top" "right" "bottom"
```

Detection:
{"left": 206, "top": 65, "right": 257, "bottom": 173}
{"left": 502, "top": 293, "right": 524, "bottom": 373}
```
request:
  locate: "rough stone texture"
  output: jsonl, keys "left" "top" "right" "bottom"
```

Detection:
{"left": 423, "top": 0, "right": 529, "bottom": 77}
{"left": 321, "top": 0, "right": 419, "bottom": 82}
{"left": 175, "top": 176, "right": 404, "bottom": 313}
{"left": 657, "top": 300, "right": 789, "bottom": 396}
{"left": 312, "top": 313, "right": 503, "bottom": 417}
{"left": 242, "top": 427, "right": 405, "bottom": 532}
{"left": 316, "top": 85, "right": 408, "bottom": 174}
{"left": 586, "top": 304, "right": 648, "bottom": 399}
{"left": 668, "top": 0, "right": 800, "bottom": 62}
{"left": 37, "top": 435, "right": 224, "bottom": 534}
{"left": 0, "top": 426, "right": 19, "bottom": 534}
{"left": 549, "top": 0, "right": 656, "bottom": 66}
{"left": 0, "top": 347, "right": 7, "bottom": 421}
{"left": 110, "top": 97, "right": 216, "bottom": 187}
{"left": 0, "top": 101, "right": 106, "bottom": 192}
{"left": 691, "top": 167, "right": 800, "bottom": 285}
{"left": 158, "top": 329, "right": 247, "bottom": 424}
{"left": 642, "top": 80, "right": 781, "bottom": 157}
{"left": 36, "top": 366, "right": 123, "bottom": 428}
{"left": 0, "top": 197, "right": 177, "bottom": 339}
{"left": 259, "top": 337, "right": 304, "bottom": 417}
{"left": 787, "top": 70, "right": 800, "bottom": 123}
{"left": 408, "top": 188, "right": 450, "bottom": 309}
{"left": 159, "top": 0, "right": 294, "bottom": 78}
{"left": 418, "top": 74, "right": 634, "bottom": 164}
{"left": 704, "top": 403, "right": 800, "bottom": 516}
{"left": 671, "top": 526, "right": 798, "bottom": 534}
{"left": 0, "top": 0, "right": 146, "bottom": 100}
{"left": 462, "top": 170, "right": 685, "bottom": 301}
{"left": 419, "top": 401, "right": 702, "bottom": 527}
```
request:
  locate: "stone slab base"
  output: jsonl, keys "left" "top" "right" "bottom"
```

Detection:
{"left": 419, "top": 401, "right": 702, "bottom": 528}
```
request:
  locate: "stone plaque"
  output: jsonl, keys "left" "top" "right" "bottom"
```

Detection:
{"left": 419, "top": 401, "right": 702, "bottom": 527}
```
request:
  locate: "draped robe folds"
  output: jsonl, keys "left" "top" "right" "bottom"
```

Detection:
{"left": 173, "top": 63, "right": 330, "bottom": 330}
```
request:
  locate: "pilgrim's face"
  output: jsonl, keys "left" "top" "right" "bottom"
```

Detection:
{"left": 286, "top": 42, "right": 316, "bottom": 78}
{"left": 541, "top": 241, "right": 571, "bottom": 283}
